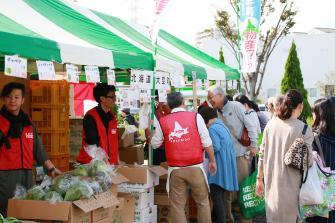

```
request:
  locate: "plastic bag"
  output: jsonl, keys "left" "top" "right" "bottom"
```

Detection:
{"left": 94, "top": 171, "right": 113, "bottom": 192}
{"left": 40, "top": 175, "right": 52, "bottom": 189}
{"left": 299, "top": 160, "right": 323, "bottom": 205}
{"left": 51, "top": 174, "right": 79, "bottom": 196}
{"left": 121, "top": 124, "right": 138, "bottom": 139}
{"left": 139, "top": 103, "right": 150, "bottom": 130}
{"left": 89, "top": 160, "right": 109, "bottom": 176}
{"left": 64, "top": 181, "right": 94, "bottom": 201}
{"left": 13, "top": 185, "right": 27, "bottom": 200}
{"left": 84, "top": 145, "right": 108, "bottom": 161}
{"left": 44, "top": 191, "right": 63, "bottom": 203}
{"left": 238, "top": 171, "right": 266, "bottom": 219}
{"left": 26, "top": 185, "right": 46, "bottom": 200}
{"left": 73, "top": 164, "right": 90, "bottom": 176}
{"left": 88, "top": 180, "right": 103, "bottom": 194}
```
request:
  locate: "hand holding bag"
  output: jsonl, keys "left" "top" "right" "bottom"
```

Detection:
{"left": 239, "top": 127, "right": 251, "bottom": 147}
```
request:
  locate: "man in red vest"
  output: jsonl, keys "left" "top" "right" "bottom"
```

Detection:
{"left": 152, "top": 92, "right": 217, "bottom": 223}
{"left": 0, "top": 82, "right": 61, "bottom": 216}
{"left": 77, "top": 83, "right": 119, "bottom": 164}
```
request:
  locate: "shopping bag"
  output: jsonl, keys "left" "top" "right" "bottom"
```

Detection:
{"left": 239, "top": 171, "right": 266, "bottom": 219}
{"left": 299, "top": 161, "right": 324, "bottom": 206}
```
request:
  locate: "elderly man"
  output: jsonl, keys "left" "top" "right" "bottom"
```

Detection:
{"left": 207, "top": 86, "right": 258, "bottom": 223}
{"left": 152, "top": 92, "right": 217, "bottom": 223}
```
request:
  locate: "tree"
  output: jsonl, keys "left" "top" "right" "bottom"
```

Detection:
{"left": 281, "top": 41, "right": 312, "bottom": 121}
{"left": 208, "top": 0, "right": 297, "bottom": 100}
{"left": 219, "top": 47, "right": 225, "bottom": 63}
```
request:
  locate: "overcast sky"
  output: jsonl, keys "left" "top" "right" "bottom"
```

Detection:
{"left": 76, "top": 0, "right": 335, "bottom": 45}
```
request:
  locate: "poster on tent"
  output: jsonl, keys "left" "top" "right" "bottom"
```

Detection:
{"left": 196, "top": 79, "right": 203, "bottom": 90}
{"left": 85, "top": 65, "right": 100, "bottom": 83}
{"left": 156, "top": 72, "right": 171, "bottom": 90}
{"left": 140, "top": 90, "right": 151, "bottom": 103}
{"left": 130, "top": 70, "right": 153, "bottom": 89}
{"left": 158, "top": 90, "right": 167, "bottom": 102}
{"left": 240, "top": 0, "right": 261, "bottom": 73}
{"left": 119, "top": 88, "right": 140, "bottom": 109}
{"left": 170, "top": 72, "right": 186, "bottom": 88}
{"left": 107, "top": 69, "right": 116, "bottom": 86}
{"left": 36, "top": 61, "right": 56, "bottom": 80}
{"left": 66, "top": 64, "right": 79, "bottom": 83}
{"left": 4, "top": 55, "right": 27, "bottom": 79}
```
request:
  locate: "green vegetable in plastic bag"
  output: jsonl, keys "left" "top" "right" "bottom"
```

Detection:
{"left": 44, "top": 191, "right": 63, "bottom": 202}
{"left": 26, "top": 186, "right": 45, "bottom": 200}
{"left": 51, "top": 174, "right": 78, "bottom": 196}
{"left": 0, "top": 214, "right": 21, "bottom": 223}
{"left": 73, "top": 165, "right": 89, "bottom": 176}
{"left": 94, "top": 171, "right": 112, "bottom": 192}
{"left": 89, "top": 160, "right": 109, "bottom": 176}
{"left": 64, "top": 182, "right": 94, "bottom": 201}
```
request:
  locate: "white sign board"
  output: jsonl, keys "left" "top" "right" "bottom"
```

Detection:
{"left": 130, "top": 70, "right": 153, "bottom": 89}
{"left": 140, "top": 90, "right": 151, "bottom": 103}
{"left": 36, "top": 61, "right": 56, "bottom": 80}
{"left": 196, "top": 79, "right": 203, "bottom": 90}
{"left": 85, "top": 65, "right": 100, "bottom": 83}
{"left": 158, "top": 90, "right": 167, "bottom": 102}
{"left": 171, "top": 73, "right": 185, "bottom": 88}
{"left": 155, "top": 72, "right": 171, "bottom": 90}
{"left": 4, "top": 55, "right": 27, "bottom": 79}
{"left": 119, "top": 88, "right": 140, "bottom": 109}
{"left": 66, "top": 64, "right": 79, "bottom": 83}
{"left": 107, "top": 69, "right": 116, "bottom": 86}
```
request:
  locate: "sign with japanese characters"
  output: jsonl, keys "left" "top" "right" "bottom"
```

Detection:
{"left": 240, "top": 0, "right": 261, "bottom": 73}
{"left": 36, "top": 61, "right": 56, "bottom": 80}
{"left": 130, "top": 70, "right": 153, "bottom": 89}
{"left": 170, "top": 73, "right": 186, "bottom": 88}
{"left": 119, "top": 88, "right": 140, "bottom": 109}
{"left": 85, "top": 65, "right": 100, "bottom": 83}
{"left": 155, "top": 72, "right": 171, "bottom": 90}
{"left": 107, "top": 69, "right": 116, "bottom": 86}
{"left": 66, "top": 64, "right": 79, "bottom": 83}
{"left": 140, "top": 90, "right": 151, "bottom": 103}
{"left": 4, "top": 55, "right": 27, "bottom": 79}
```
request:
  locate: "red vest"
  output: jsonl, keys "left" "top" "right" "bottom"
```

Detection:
{"left": 0, "top": 114, "right": 34, "bottom": 170}
{"left": 159, "top": 111, "right": 203, "bottom": 167}
{"left": 77, "top": 107, "right": 119, "bottom": 165}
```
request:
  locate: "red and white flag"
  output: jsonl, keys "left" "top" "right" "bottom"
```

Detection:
{"left": 149, "top": 0, "right": 171, "bottom": 42}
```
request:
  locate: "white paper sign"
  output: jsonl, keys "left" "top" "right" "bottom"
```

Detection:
{"left": 119, "top": 88, "right": 140, "bottom": 109}
{"left": 36, "top": 61, "right": 56, "bottom": 80}
{"left": 204, "top": 79, "right": 210, "bottom": 90}
{"left": 130, "top": 70, "right": 153, "bottom": 89}
{"left": 4, "top": 55, "right": 27, "bottom": 79}
{"left": 85, "top": 65, "right": 100, "bottom": 83}
{"left": 107, "top": 69, "right": 116, "bottom": 86}
{"left": 66, "top": 64, "right": 79, "bottom": 83}
{"left": 155, "top": 72, "right": 171, "bottom": 90}
{"left": 196, "top": 79, "right": 203, "bottom": 90}
{"left": 140, "top": 90, "right": 151, "bottom": 103}
{"left": 171, "top": 73, "right": 185, "bottom": 88}
{"left": 158, "top": 90, "right": 167, "bottom": 102}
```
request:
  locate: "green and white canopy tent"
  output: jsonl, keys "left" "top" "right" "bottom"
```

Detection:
{"left": 0, "top": 0, "right": 239, "bottom": 81}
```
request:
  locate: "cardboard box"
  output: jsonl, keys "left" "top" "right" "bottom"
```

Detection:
{"left": 119, "top": 144, "right": 144, "bottom": 165}
{"left": 155, "top": 194, "right": 169, "bottom": 206}
{"left": 112, "top": 195, "right": 136, "bottom": 223}
{"left": 91, "top": 206, "right": 115, "bottom": 223}
{"left": 134, "top": 205, "right": 157, "bottom": 223}
{"left": 159, "top": 162, "right": 168, "bottom": 180}
{"left": 118, "top": 187, "right": 154, "bottom": 210}
{"left": 156, "top": 196, "right": 189, "bottom": 223}
{"left": 117, "top": 165, "right": 167, "bottom": 189}
{"left": 118, "top": 127, "right": 135, "bottom": 148}
{"left": 154, "top": 178, "right": 167, "bottom": 196}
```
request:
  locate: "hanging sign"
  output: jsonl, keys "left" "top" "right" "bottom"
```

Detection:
{"left": 4, "top": 55, "right": 27, "bottom": 79}
{"left": 204, "top": 79, "right": 210, "bottom": 90}
{"left": 140, "top": 90, "right": 151, "bottom": 103}
{"left": 196, "top": 79, "right": 203, "bottom": 90}
{"left": 240, "top": 0, "right": 261, "bottom": 73}
{"left": 36, "top": 61, "right": 56, "bottom": 80}
{"left": 130, "top": 70, "right": 153, "bottom": 89}
{"left": 158, "top": 89, "right": 167, "bottom": 103}
{"left": 107, "top": 69, "right": 116, "bottom": 86}
{"left": 85, "top": 65, "right": 100, "bottom": 83}
{"left": 119, "top": 88, "right": 140, "bottom": 109}
{"left": 171, "top": 73, "right": 185, "bottom": 88}
{"left": 156, "top": 72, "right": 171, "bottom": 90}
{"left": 66, "top": 64, "right": 79, "bottom": 83}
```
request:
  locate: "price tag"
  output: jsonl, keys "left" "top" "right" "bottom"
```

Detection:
{"left": 66, "top": 64, "right": 79, "bottom": 83}
{"left": 36, "top": 61, "right": 56, "bottom": 80}
{"left": 4, "top": 55, "right": 27, "bottom": 79}
{"left": 85, "top": 65, "right": 100, "bottom": 83}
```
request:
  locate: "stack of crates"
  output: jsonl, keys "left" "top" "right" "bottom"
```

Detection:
{"left": 30, "top": 80, "right": 70, "bottom": 172}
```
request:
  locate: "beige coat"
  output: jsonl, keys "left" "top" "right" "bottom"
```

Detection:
{"left": 261, "top": 117, "right": 313, "bottom": 223}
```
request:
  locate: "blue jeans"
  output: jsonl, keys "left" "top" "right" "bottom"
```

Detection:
{"left": 210, "top": 184, "right": 226, "bottom": 223}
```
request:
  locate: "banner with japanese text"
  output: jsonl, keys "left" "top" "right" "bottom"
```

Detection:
{"left": 240, "top": 0, "right": 261, "bottom": 73}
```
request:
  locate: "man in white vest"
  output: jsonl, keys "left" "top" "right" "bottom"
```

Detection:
{"left": 152, "top": 92, "right": 217, "bottom": 223}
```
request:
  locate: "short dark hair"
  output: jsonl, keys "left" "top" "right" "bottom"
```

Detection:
{"left": 1, "top": 82, "right": 25, "bottom": 98}
{"left": 312, "top": 97, "right": 335, "bottom": 134}
{"left": 167, "top": 92, "right": 183, "bottom": 109}
{"left": 93, "top": 83, "right": 116, "bottom": 103}
{"left": 277, "top": 89, "right": 303, "bottom": 120}
{"left": 198, "top": 106, "right": 218, "bottom": 124}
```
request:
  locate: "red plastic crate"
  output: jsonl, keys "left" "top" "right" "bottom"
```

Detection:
{"left": 32, "top": 106, "right": 69, "bottom": 131}
{"left": 49, "top": 154, "right": 70, "bottom": 172}
{"left": 37, "top": 130, "right": 70, "bottom": 156}
{"left": 30, "top": 80, "right": 69, "bottom": 106}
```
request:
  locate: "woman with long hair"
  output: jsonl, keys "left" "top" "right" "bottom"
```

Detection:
{"left": 306, "top": 97, "right": 335, "bottom": 223}
{"left": 255, "top": 89, "right": 314, "bottom": 222}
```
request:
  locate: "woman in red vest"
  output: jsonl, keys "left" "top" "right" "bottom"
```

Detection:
{"left": 0, "top": 82, "right": 61, "bottom": 216}
{"left": 76, "top": 83, "right": 119, "bottom": 164}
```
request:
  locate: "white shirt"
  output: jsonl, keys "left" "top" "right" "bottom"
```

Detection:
{"left": 152, "top": 107, "right": 212, "bottom": 149}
